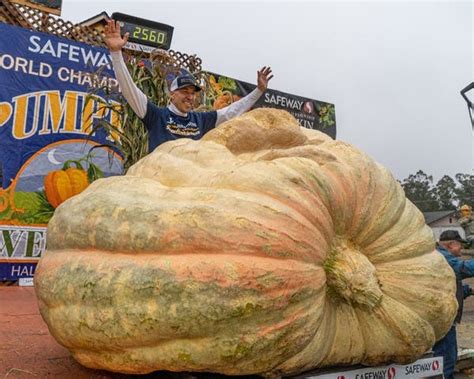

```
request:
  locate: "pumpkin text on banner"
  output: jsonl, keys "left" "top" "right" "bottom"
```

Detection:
{"left": 0, "top": 22, "right": 123, "bottom": 281}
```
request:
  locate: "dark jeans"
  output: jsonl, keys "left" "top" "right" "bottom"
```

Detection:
{"left": 432, "top": 324, "right": 457, "bottom": 379}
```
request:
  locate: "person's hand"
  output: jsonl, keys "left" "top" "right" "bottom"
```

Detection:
{"left": 257, "top": 66, "right": 273, "bottom": 92}
{"left": 105, "top": 19, "right": 129, "bottom": 52}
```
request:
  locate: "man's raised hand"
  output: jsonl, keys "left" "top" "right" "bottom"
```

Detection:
{"left": 257, "top": 66, "right": 273, "bottom": 92}
{"left": 105, "top": 19, "right": 129, "bottom": 52}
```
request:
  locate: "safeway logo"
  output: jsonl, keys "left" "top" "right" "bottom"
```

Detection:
{"left": 303, "top": 101, "right": 314, "bottom": 114}
{"left": 432, "top": 360, "right": 440, "bottom": 371}
{"left": 387, "top": 367, "right": 396, "bottom": 379}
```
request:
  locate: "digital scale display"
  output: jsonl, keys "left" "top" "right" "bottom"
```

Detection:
{"left": 112, "top": 12, "right": 174, "bottom": 50}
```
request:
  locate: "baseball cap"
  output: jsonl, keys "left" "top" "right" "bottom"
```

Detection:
{"left": 170, "top": 74, "right": 201, "bottom": 92}
{"left": 439, "top": 230, "right": 467, "bottom": 243}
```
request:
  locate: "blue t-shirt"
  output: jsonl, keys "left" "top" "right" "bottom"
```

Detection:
{"left": 141, "top": 101, "right": 217, "bottom": 152}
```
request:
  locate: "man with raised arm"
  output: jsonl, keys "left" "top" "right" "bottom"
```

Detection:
{"left": 105, "top": 19, "right": 273, "bottom": 152}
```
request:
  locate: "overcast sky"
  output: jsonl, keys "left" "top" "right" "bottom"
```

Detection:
{"left": 61, "top": 0, "right": 473, "bottom": 182}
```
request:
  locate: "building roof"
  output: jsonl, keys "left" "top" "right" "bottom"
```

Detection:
{"left": 79, "top": 11, "right": 109, "bottom": 27}
{"left": 423, "top": 210, "right": 456, "bottom": 225}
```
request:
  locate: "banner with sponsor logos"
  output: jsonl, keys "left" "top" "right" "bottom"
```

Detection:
{"left": 297, "top": 356, "right": 443, "bottom": 379}
{"left": 0, "top": 22, "right": 123, "bottom": 281}
{"left": 204, "top": 72, "right": 336, "bottom": 138}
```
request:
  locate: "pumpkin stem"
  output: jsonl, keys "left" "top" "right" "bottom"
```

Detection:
{"left": 324, "top": 238, "right": 383, "bottom": 309}
{"left": 62, "top": 159, "right": 84, "bottom": 171}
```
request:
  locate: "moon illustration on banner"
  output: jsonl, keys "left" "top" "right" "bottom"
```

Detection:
{"left": 47, "top": 149, "right": 62, "bottom": 165}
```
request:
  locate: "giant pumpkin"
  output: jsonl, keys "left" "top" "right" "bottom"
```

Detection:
{"left": 35, "top": 109, "right": 457, "bottom": 376}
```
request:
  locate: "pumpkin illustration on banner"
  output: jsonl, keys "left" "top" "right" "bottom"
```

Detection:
{"left": 0, "top": 142, "right": 122, "bottom": 227}
{"left": 44, "top": 167, "right": 88, "bottom": 209}
{"left": 44, "top": 155, "right": 104, "bottom": 209}
{"left": 35, "top": 109, "right": 457, "bottom": 377}
{"left": 213, "top": 93, "right": 242, "bottom": 110}
{"left": 207, "top": 74, "right": 241, "bottom": 110}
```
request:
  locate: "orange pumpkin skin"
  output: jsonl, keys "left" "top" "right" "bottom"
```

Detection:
{"left": 44, "top": 168, "right": 89, "bottom": 208}
{"left": 35, "top": 109, "right": 457, "bottom": 377}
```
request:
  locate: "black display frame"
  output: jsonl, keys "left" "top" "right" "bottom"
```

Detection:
{"left": 112, "top": 12, "right": 174, "bottom": 50}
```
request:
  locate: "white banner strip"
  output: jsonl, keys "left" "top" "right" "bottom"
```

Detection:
{"left": 302, "top": 357, "right": 443, "bottom": 379}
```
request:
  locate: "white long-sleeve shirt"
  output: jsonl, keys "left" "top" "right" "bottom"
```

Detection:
{"left": 109, "top": 51, "right": 263, "bottom": 125}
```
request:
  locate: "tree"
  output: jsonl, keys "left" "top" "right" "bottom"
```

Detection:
{"left": 454, "top": 173, "right": 474, "bottom": 209}
{"left": 400, "top": 170, "right": 440, "bottom": 212}
{"left": 435, "top": 175, "right": 457, "bottom": 210}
